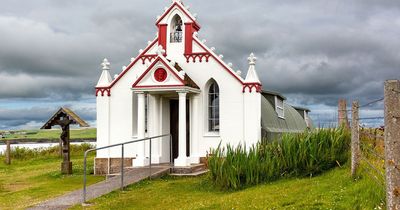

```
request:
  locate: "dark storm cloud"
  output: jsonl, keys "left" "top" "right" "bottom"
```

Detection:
{"left": 0, "top": 0, "right": 398, "bottom": 128}
{"left": 0, "top": 106, "right": 96, "bottom": 130}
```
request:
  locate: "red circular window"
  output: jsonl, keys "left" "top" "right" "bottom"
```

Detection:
{"left": 154, "top": 68, "right": 167, "bottom": 82}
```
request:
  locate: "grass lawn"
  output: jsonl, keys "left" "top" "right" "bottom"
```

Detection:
{"left": 72, "top": 166, "right": 384, "bottom": 210}
{"left": 1, "top": 128, "right": 96, "bottom": 140}
{"left": 0, "top": 153, "right": 104, "bottom": 210}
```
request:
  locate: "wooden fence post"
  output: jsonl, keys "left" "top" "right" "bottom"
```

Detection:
{"left": 338, "top": 99, "right": 350, "bottom": 128}
{"left": 384, "top": 80, "right": 400, "bottom": 210}
{"left": 5, "top": 141, "right": 11, "bottom": 165}
{"left": 351, "top": 100, "right": 360, "bottom": 177}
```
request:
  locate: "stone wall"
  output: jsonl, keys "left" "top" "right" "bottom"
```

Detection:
{"left": 94, "top": 158, "right": 134, "bottom": 175}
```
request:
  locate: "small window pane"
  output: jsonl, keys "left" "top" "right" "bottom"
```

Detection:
{"left": 208, "top": 81, "right": 220, "bottom": 132}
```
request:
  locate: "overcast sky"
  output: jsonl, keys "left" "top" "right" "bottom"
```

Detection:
{"left": 0, "top": 0, "right": 398, "bottom": 130}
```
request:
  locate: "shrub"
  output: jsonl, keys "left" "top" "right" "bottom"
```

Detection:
{"left": 208, "top": 127, "right": 350, "bottom": 190}
{"left": 1, "top": 143, "right": 95, "bottom": 160}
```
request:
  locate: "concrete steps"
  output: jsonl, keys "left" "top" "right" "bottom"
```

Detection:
{"left": 171, "top": 163, "right": 208, "bottom": 176}
{"left": 170, "top": 169, "right": 209, "bottom": 177}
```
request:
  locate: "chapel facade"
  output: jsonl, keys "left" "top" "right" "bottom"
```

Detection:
{"left": 95, "top": 0, "right": 310, "bottom": 172}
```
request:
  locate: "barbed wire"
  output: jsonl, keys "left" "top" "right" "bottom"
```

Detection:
{"left": 360, "top": 131, "right": 384, "bottom": 140}
{"left": 360, "top": 167, "right": 385, "bottom": 189}
{"left": 360, "top": 142, "right": 385, "bottom": 160}
{"left": 359, "top": 97, "right": 384, "bottom": 108}
{"left": 360, "top": 155, "right": 385, "bottom": 179}
{"left": 358, "top": 117, "right": 384, "bottom": 120}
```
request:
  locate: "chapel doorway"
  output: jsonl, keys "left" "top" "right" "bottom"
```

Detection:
{"left": 170, "top": 100, "right": 190, "bottom": 161}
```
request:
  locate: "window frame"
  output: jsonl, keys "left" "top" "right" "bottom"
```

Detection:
{"left": 207, "top": 81, "right": 220, "bottom": 133}
{"left": 275, "top": 96, "right": 285, "bottom": 119}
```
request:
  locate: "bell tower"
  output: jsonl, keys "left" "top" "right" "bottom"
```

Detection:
{"left": 155, "top": 0, "right": 200, "bottom": 56}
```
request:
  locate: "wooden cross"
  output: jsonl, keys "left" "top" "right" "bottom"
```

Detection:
{"left": 41, "top": 107, "right": 89, "bottom": 174}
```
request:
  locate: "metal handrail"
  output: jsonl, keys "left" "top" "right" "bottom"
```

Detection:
{"left": 82, "top": 134, "right": 172, "bottom": 204}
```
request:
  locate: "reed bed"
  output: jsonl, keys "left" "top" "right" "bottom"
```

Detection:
{"left": 208, "top": 127, "right": 350, "bottom": 190}
{"left": 0, "top": 143, "right": 94, "bottom": 160}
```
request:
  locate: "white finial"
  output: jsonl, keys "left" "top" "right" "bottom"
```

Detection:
{"left": 172, "top": 0, "right": 182, "bottom": 3}
{"left": 164, "top": 7, "right": 168, "bottom": 11}
{"left": 248, "top": 53, "right": 257, "bottom": 65}
{"left": 202, "top": 39, "right": 207, "bottom": 43}
{"left": 211, "top": 47, "right": 216, "bottom": 51}
{"left": 228, "top": 63, "right": 233, "bottom": 67}
{"left": 245, "top": 52, "right": 261, "bottom": 84}
{"left": 156, "top": 45, "right": 166, "bottom": 55}
{"left": 147, "top": 41, "right": 152, "bottom": 45}
{"left": 122, "top": 66, "right": 127, "bottom": 70}
{"left": 131, "top": 57, "right": 135, "bottom": 62}
{"left": 139, "top": 49, "right": 144, "bottom": 54}
{"left": 185, "top": 5, "right": 190, "bottom": 10}
{"left": 236, "top": 70, "right": 242, "bottom": 76}
{"left": 193, "top": 13, "right": 198, "bottom": 18}
{"left": 97, "top": 58, "right": 112, "bottom": 87}
{"left": 101, "top": 58, "right": 110, "bottom": 70}
{"left": 193, "top": 32, "right": 198, "bottom": 37}
{"left": 219, "top": 54, "right": 224, "bottom": 59}
{"left": 114, "top": 74, "right": 119, "bottom": 79}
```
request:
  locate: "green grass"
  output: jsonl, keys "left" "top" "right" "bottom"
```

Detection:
{"left": 71, "top": 166, "right": 384, "bottom": 210}
{"left": 0, "top": 147, "right": 104, "bottom": 210}
{"left": 1, "top": 128, "right": 96, "bottom": 140}
{"left": 208, "top": 127, "right": 350, "bottom": 190}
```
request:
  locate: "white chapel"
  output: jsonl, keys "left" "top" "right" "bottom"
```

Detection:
{"left": 95, "top": 0, "right": 311, "bottom": 173}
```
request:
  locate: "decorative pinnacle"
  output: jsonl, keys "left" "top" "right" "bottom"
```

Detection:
{"left": 101, "top": 58, "right": 110, "bottom": 70}
{"left": 156, "top": 45, "right": 166, "bottom": 55}
{"left": 248, "top": 53, "right": 257, "bottom": 65}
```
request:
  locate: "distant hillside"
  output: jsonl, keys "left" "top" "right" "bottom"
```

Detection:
{"left": 0, "top": 128, "right": 96, "bottom": 140}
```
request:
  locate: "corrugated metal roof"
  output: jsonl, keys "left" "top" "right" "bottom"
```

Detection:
{"left": 261, "top": 95, "right": 307, "bottom": 133}
{"left": 262, "top": 90, "right": 286, "bottom": 100}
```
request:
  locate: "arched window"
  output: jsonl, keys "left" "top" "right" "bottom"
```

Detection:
{"left": 170, "top": 15, "right": 183, "bottom": 43}
{"left": 208, "top": 82, "right": 220, "bottom": 132}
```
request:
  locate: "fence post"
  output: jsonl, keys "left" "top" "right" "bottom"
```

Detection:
{"left": 351, "top": 100, "right": 360, "bottom": 177}
{"left": 5, "top": 141, "right": 11, "bottom": 165}
{"left": 384, "top": 80, "right": 400, "bottom": 210}
{"left": 338, "top": 99, "right": 350, "bottom": 128}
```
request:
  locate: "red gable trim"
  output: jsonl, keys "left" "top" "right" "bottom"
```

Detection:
{"left": 108, "top": 39, "right": 158, "bottom": 89}
{"left": 132, "top": 56, "right": 185, "bottom": 88}
{"left": 193, "top": 38, "right": 244, "bottom": 85}
{"left": 95, "top": 87, "right": 111, "bottom": 97}
{"left": 134, "top": 85, "right": 185, "bottom": 88}
{"left": 155, "top": 2, "right": 201, "bottom": 30}
{"left": 242, "top": 83, "right": 262, "bottom": 93}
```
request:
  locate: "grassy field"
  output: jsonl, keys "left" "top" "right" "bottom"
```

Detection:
{"left": 1, "top": 128, "right": 96, "bottom": 140}
{"left": 0, "top": 150, "right": 104, "bottom": 210}
{"left": 72, "top": 166, "right": 384, "bottom": 210}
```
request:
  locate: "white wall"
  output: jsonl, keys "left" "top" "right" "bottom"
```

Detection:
{"left": 96, "top": 8, "right": 262, "bottom": 161}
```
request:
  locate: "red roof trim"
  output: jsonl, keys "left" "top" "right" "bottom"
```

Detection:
{"left": 132, "top": 56, "right": 185, "bottom": 88}
{"left": 133, "top": 84, "right": 185, "bottom": 89}
{"left": 107, "top": 39, "right": 158, "bottom": 89}
{"left": 193, "top": 38, "right": 244, "bottom": 85}
{"left": 242, "top": 83, "right": 262, "bottom": 93}
{"left": 155, "top": 2, "right": 201, "bottom": 30}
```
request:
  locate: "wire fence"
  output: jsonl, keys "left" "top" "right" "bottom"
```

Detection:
{"left": 349, "top": 81, "right": 400, "bottom": 209}
{"left": 357, "top": 97, "right": 385, "bottom": 190}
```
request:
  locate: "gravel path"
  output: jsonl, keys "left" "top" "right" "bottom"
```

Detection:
{"left": 28, "top": 165, "right": 171, "bottom": 210}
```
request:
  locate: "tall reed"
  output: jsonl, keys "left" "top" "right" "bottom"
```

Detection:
{"left": 208, "top": 127, "right": 350, "bottom": 190}
{"left": 0, "top": 143, "right": 94, "bottom": 160}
